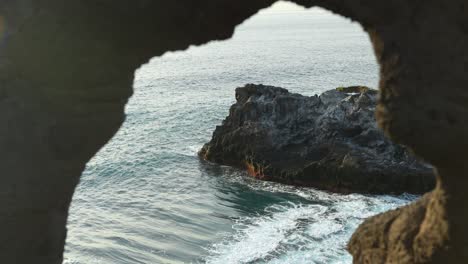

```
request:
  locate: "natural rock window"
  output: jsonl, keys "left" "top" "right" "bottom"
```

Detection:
{"left": 2, "top": 0, "right": 466, "bottom": 263}
{"left": 65, "top": 3, "right": 407, "bottom": 263}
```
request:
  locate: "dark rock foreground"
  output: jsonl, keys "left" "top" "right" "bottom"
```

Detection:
{"left": 200, "top": 84, "right": 435, "bottom": 194}
{"left": 3, "top": 1, "right": 467, "bottom": 262}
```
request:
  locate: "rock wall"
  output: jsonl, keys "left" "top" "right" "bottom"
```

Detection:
{"left": 0, "top": 0, "right": 467, "bottom": 263}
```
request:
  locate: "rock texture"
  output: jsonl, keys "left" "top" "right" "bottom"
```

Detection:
{"left": 1, "top": 0, "right": 467, "bottom": 263}
{"left": 200, "top": 84, "right": 435, "bottom": 194}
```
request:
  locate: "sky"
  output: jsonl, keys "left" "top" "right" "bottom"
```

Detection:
{"left": 268, "top": 1, "right": 306, "bottom": 12}
{"left": 257, "top": 1, "right": 331, "bottom": 17}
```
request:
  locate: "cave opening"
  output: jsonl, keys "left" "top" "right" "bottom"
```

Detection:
{"left": 64, "top": 2, "right": 391, "bottom": 263}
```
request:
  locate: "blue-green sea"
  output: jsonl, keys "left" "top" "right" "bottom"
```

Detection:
{"left": 64, "top": 3, "right": 415, "bottom": 263}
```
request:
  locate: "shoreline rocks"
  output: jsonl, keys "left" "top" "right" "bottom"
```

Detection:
{"left": 199, "top": 84, "right": 435, "bottom": 194}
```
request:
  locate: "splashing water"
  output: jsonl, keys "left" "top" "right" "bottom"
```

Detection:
{"left": 204, "top": 182, "right": 414, "bottom": 264}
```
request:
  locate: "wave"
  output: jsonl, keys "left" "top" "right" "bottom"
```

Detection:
{"left": 203, "top": 180, "right": 414, "bottom": 264}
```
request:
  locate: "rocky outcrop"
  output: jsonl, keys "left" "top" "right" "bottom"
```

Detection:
{"left": 1, "top": 0, "right": 468, "bottom": 263}
{"left": 200, "top": 84, "right": 435, "bottom": 194}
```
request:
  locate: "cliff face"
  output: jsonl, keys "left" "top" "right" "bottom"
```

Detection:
{"left": 1, "top": 0, "right": 467, "bottom": 263}
{"left": 200, "top": 84, "right": 435, "bottom": 194}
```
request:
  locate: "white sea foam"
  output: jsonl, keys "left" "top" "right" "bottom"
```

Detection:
{"left": 204, "top": 185, "right": 413, "bottom": 264}
{"left": 205, "top": 203, "right": 327, "bottom": 264}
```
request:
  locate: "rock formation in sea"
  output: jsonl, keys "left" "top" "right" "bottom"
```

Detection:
{"left": 2, "top": 1, "right": 467, "bottom": 263}
{"left": 200, "top": 84, "right": 435, "bottom": 194}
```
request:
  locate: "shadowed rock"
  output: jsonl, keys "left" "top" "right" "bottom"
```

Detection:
{"left": 200, "top": 84, "right": 435, "bottom": 194}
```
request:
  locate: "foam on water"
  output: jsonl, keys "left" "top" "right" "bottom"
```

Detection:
{"left": 203, "top": 182, "right": 414, "bottom": 264}
{"left": 205, "top": 203, "right": 327, "bottom": 263}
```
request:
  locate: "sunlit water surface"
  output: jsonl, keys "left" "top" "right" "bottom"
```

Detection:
{"left": 65, "top": 3, "right": 415, "bottom": 264}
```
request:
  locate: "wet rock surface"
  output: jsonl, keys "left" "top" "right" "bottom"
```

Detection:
{"left": 200, "top": 84, "right": 435, "bottom": 194}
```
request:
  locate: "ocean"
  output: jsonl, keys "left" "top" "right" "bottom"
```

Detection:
{"left": 64, "top": 3, "right": 415, "bottom": 264}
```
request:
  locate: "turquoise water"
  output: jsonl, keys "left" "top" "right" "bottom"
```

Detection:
{"left": 65, "top": 3, "right": 414, "bottom": 264}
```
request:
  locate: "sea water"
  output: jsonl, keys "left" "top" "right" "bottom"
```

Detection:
{"left": 64, "top": 2, "right": 415, "bottom": 263}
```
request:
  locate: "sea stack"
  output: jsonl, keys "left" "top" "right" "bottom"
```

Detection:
{"left": 199, "top": 84, "right": 435, "bottom": 194}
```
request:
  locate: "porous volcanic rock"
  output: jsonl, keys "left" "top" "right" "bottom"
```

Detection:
{"left": 200, "top": 84, "right": 435, "bottom": 194}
